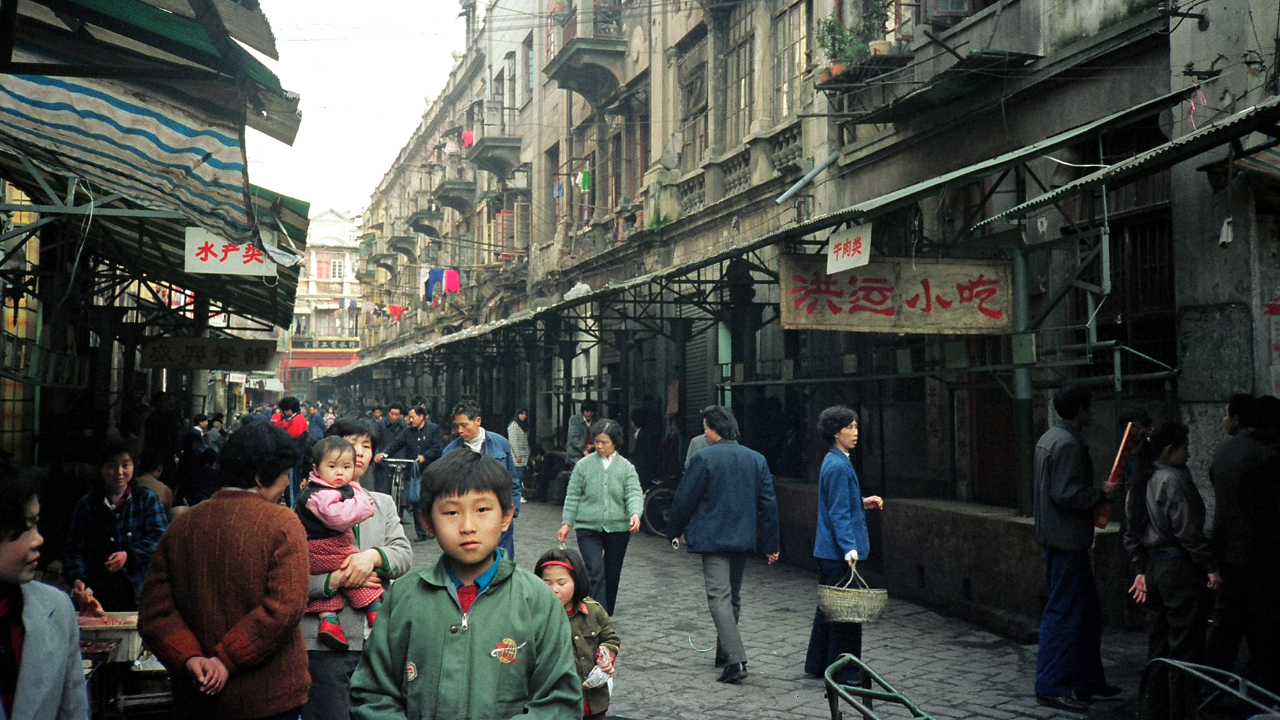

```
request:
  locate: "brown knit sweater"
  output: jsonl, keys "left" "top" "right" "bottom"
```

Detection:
{"left": 139, "top": 489, "right": 311, "bottom": 719}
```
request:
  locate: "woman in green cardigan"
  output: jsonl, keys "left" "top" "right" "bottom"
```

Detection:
{"left": 557, "top": 419, "right": 644, "bottom": 614}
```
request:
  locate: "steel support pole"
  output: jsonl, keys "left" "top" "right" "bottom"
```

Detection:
{"left": 1013, "top": 242, "right": 1035, "bottom": 516}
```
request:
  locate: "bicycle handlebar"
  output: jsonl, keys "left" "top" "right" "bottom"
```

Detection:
{"left": 381, "top": 458, "right": 416, "bottom": 467}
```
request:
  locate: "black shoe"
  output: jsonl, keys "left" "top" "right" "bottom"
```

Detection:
{"left": 716, "top": 661, "right": 747, "bottom": 681}
{"left": 1036, "top": 694, "right": 1089, "bottom": 713}
{"left": 715, "top": 653, "right": 728, "bottom": 669}
{"left": 1076, "top": 684, "right": 1122, "bottom": 701}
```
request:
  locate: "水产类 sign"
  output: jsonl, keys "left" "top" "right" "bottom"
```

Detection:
{"left": 140, "top": 338, "right": 277, "bottom": 370}
{"left": 184, "top": 227, "right": 278, "bottom": 276}
{"left": 779, "top": 255, "right": 1012, "bottom": 334}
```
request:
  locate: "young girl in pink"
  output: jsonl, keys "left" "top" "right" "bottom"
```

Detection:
{"left": 295, "top": 435, "right": 381, "bottom": 649}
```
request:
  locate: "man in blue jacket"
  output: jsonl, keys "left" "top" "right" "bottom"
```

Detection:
{"left": 443, "top": 400, "right": 522, "bottom": 559}
{"left": 667, "top": 405, "right": 780, "bottom": 685}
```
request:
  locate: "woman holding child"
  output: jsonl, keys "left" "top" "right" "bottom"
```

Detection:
{"left": 557, "top": 418, "right": 644, "bottom": 615}
{"left": 138, "top": 423, "right": 310, "bottom": 720}
{"left": 301, "top": 418, "right": 413, "bottom": 720}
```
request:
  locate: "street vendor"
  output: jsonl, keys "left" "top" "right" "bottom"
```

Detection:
{"left": 0, "top": 464, "right": 90, "bottom": 720}
{"left": 63, "top": 441, "right": 167, "bottom": 611}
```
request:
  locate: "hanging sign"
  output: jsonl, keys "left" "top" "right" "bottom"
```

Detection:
{"left": 371, "top": 368, "right": 393, "bottom": 380}
{"left": 780, "top": 254, "right": 1013, "bottom": 335}
{"left": 184, "top": 227, "right": 278, "bottom": 276}
{"left": 826, "top": 223, "right": 872, "bottom": 274}
{"left": 140, "top": 338, "right": 277, "bottom": 370}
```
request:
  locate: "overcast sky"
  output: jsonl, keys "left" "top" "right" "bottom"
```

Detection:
{"left": 243, "top": 1, "right": 469, "bottom": 219}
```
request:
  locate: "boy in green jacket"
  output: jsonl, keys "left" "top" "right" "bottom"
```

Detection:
{"left": 350, "top": 449, "right": 582, "bottom": 719}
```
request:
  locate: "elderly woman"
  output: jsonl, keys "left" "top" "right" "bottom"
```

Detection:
{"left": 557, "top": 418, "right": 644, "bottom": 615}
{"left": 302, "top": 418, "right": 413, "bottom": 720}
{"left": 139, "top": 423, "right": 310, "bottom": 720}
{"left": 804, "top": 405, "right": 883, "bottom": 684}
{"left": 64, "top": 440, "right": 167, "bottom": 611}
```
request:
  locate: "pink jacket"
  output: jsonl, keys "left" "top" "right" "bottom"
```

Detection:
{"left": 304, "top": 475, "right": 375, "bottom": 532}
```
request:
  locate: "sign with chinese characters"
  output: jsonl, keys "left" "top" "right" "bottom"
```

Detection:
{"left": 827, "top": 223, "right": 872, "bottom": 274}
{"left": 140, "top": 338, "right": 277, "bottom": 370}
{"left": 780, "top": 255, "right": 1013, "bottom": 334}
{"left": 184, "top": 227, "right": 277, "bottom": 277}
{"left": 371, "top": 368, "right": 393, "bottom": 380}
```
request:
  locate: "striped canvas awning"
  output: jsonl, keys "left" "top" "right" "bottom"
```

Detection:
{"left": 0, "top": 63, "right": 257, "bottom": 244}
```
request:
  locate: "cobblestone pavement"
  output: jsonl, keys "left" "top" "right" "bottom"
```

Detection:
{"left": 404, "top": 500, "right": 1151, "bottom": 720}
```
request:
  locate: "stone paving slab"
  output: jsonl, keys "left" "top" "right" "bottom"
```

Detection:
{"left": 404, "top": 500, "right": 1151, "bottom": 720}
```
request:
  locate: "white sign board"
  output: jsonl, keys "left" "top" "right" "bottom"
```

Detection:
{"left": 826, "top": 223, "right": 872, "bottom": 275}
{"left": 184, "top": 227, "right": 277, "bottom": 276}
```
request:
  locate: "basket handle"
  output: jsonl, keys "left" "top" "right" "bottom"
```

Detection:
{"left": 836, "top": 561, "right": 871, "bottom": 591}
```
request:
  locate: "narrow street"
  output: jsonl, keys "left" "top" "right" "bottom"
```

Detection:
{"left": 405, "top": 499, "right": 1149, "bottom": 720}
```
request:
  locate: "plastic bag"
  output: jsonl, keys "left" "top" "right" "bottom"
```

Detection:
{"left": 583, "top": 665, "right": 612, "bottom": 689}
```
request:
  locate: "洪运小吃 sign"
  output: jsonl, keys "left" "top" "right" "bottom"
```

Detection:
{"left": 780, "top": 254, "right": 1012, "bottom": 334}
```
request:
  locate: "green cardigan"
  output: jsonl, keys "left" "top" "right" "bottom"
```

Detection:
{"left": 350, "top": 556, "right": 582, "bottom": 720}
{"left": 561, "top": 452, "right": 644, "bottom": 533}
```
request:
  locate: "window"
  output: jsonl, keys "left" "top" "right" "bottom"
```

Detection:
{"left": 724, "top": 3, "right": 755, "bottom": 147}
{"left": 625, "top": 114, "right": 649, "bottom": 199}
{"left": 773, "top": 1, "right": 809, "bottom": 120}
{"left": 330, "top": 257, "right": 345, "bottom": 280}
{"left": 314, "top": 252, "right": 330, "bottom": 279}
{"left": 677, "top": 29, "right": 709, "bottom": 173}
{"left": 522, "top": 34, "right": 534, "bottom": 104}
{"left": 609, "top": 132, "right": 623, "bottom": 209}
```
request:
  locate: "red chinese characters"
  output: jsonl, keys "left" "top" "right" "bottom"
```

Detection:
{"left": 831, "top": 236, "right": 864, "bottom": 262}
{"left": 195, "top": 241, "right": 217, "bottom": 262}
{"left": 219, "top": 242, "right": 240, "bottom": 262}
{"left": 905, "top": 279, "right": 953, "bottom": 314}
{"left": 242, "top": 244, "right": 265, "bottom": 264}
{"left": 955, "top": 274, "right": 1004, "bottom": 320}
{"left": 847, "top": 276, "right": 895, "bottom": 316}
{"left": 791, "top": 272, "right": 845, "bottom": 315}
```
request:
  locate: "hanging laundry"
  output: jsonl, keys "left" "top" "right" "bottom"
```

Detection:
{"left": 579, "top": 170, "right": 591, "bottom": 192}
{"left": 444, "top": 269, "right": 461, "bottom": 293}
{"left": 375, "top": 302, "right": 388, "bottom": 317}
{"left": 432, "top": 296, "right": 440, "bottom": 309}
{"left": 387, "top": 305, "right": 406, "bottom": 321}
{"left": 419, "top": 267, "right": 430, "bottom": 301}
{"left": 553, "top": 182, "right": 564, "bottom": 198}
{"left": 427, "top": 268, "right": 445, "bottom": 301}
{"left": 362, "top": 301, "right": 374, "bottom": 313}
{"left": 461, "top": 130, "right": 474, "bottom": 147}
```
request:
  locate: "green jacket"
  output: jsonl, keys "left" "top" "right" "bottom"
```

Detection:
{"left": 562, "top": 453, "right": 644, "bottom": 533}
{"left": 350, "top": 555, "right": 582, "bottom": 720}
{"left": 569, "top": 598, "right": 620, "bottom": 716}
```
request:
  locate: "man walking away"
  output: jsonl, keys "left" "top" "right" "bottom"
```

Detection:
{"left": 666, "top": 405, "right": 780, "bottom": 685}
{"left": 1206, "top": 394, "right": 1280, "bottom": 692}
{"left": 1033, "top": 385, "right": 1121, "bottom": 712}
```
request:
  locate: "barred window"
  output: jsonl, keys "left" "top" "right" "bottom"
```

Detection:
{"left": 678, "top": 29, "right": 709, "bottom": 173}
{"left": 773, "top": 1, "right": 809, "bottom": 120}
{"left": 724, "top": 3, "right": 754, "bottom": 147}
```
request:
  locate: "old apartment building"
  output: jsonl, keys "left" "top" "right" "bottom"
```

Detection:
{"left": 333, "top": 0, "right": 1280, "bottom": 638}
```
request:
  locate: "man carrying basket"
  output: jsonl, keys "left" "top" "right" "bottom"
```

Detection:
{"left": 805, "top": 405, "right": 884, "bottom": 686}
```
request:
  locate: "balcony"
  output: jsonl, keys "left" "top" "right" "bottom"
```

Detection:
{"left": 387, "top": 236, "right": 418, "bottom": 263}
{"left": 370, "top": 252, "right": 400, "bottom": 276}
{"left": 543, "top": 5, "right": 626, "bottom": 107}
{"left": 433, "top": 179, "right": 476, "bottom": 214}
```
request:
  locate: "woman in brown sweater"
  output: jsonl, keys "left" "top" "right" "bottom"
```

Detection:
{"left": 139, "top": 423, "right": 310, "bottom": 720}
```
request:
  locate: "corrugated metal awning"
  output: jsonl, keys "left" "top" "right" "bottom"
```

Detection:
{"left": 973, "top": 95, "right": 1280, "bottom": 228}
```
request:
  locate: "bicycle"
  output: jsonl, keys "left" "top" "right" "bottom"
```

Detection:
{"left": 640, "top": 474, "right": 681, "bottom": 537}
{"left": 381, "top": 458, "right": 417, "bottom": 515}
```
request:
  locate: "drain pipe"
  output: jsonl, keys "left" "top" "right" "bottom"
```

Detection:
{"left": 775, "top": 150, "right": 840, "bottom": 204}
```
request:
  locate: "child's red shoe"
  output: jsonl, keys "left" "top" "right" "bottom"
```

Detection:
{"left": 318, "top": 614, "right": 348, "bottom": 650}
{"left": 366, "top": 608, "right": 378, "bottom": 627}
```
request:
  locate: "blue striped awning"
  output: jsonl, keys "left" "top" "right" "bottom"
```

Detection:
{"left": 0, "top": 68, "right": 256, "bottom": 244}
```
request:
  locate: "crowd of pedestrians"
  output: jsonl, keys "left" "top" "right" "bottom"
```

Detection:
{"left": 6, "top": 382, "right": 1279, "bottom": 719}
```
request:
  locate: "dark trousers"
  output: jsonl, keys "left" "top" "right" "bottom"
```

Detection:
{"left": 1206, "top": 561, "right": 1280, "bottom": 692}
{"left": 1035, "top": 547, "right": 1108, "bottom": 696}
{"left": 702, "top": 553, "right": 748, "bottom": 666}
{"left": 805, "top": 559, "right": 864, "bottom": 684}
{"left": 1142, "top": 555, "right": 1209, "bottom": 720}
{"left": 301, "top": 650, "right": 360, "bottom": 720}
{"left": 575, "top": 529, "right": 631, "bottom": 614}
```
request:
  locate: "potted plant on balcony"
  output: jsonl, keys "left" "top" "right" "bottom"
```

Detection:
{"left": 859, "top": 0, "right": 893, "bottom": 56}
{"left": 816, "top": 13, "right": 866, "bottom": 81}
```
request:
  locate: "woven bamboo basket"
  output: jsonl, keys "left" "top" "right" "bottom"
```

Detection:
{"left": 817, "top": 565, "right": 887, "bottom": 623}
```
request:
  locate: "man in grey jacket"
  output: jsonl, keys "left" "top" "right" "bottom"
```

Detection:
{"left": 1032, "top": 385, "right": 1120, "bottom": 712}
{"left": 565, "top": 399, "right": 597, "bottom": 463}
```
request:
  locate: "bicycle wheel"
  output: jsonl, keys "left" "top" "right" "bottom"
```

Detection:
{"left": 390, "top": 469, "right": 406, "bottom": 512}
{"left": 641, "top": 487, "right": 675, "bottom": 537}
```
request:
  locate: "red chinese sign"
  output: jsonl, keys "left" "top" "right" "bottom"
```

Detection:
{"left": 139, "top": 338, "right": 278, "bottom": 370}
{"left": 827, "top": 223, "right": 872, "bottom": 274}
{"left": 184, "top": 228, "right": 277, "bottom": 277}
{"left": 779, "top": 255, "right": 1013, "bottom": 334}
